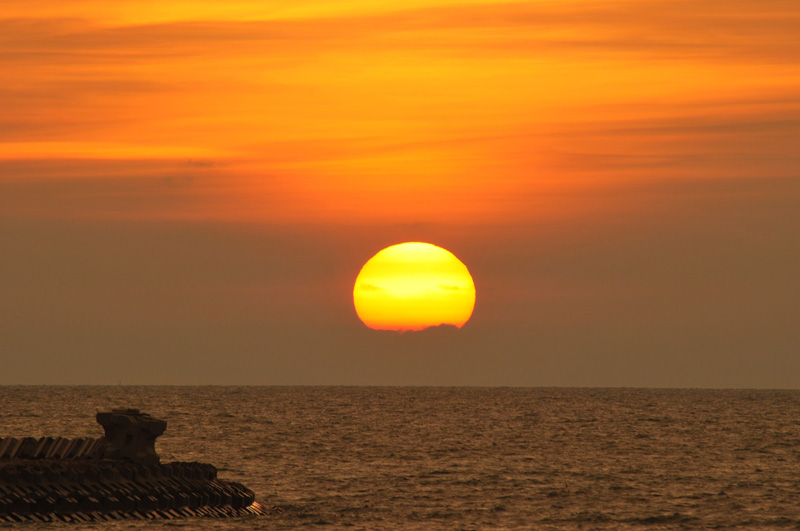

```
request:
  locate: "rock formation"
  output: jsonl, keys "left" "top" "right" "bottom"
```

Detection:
{"left": 0, "top": 409, "right": 270, "bottom": 522}
{"left": 95, "top": 409, "right": 166, "bottom": 465}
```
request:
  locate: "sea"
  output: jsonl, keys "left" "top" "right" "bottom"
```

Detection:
{"left": 2, "top": 386, "right": 800, "bottom": 530}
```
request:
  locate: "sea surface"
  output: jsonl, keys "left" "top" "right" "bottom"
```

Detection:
{"left": 2, "top": 386, "right": 800, "bottom": 530}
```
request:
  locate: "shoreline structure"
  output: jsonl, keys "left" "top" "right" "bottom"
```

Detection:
{"left": 0, "top": 409, "right": 269, "bottom": 522}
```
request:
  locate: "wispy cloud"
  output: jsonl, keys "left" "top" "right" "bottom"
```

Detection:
{"left": 356, "top": 283, "right": 384, "bottom": 292}
{"left": 1, "top": 0, "right": 798, "bottom": 223}
{"left": 438, "top": 284, "right": 462, "bottom": 291}
{"left": 3, "top": 1, "right": 799, "bottom": 60}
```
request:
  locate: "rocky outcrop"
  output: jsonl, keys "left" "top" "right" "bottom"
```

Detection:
{"left": 0, "top": 409, "right": 270, "bottom": 522}
{"left": 96, "top": 409, "right": 166, "bottom": 465}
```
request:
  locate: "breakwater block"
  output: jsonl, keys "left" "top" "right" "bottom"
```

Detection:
{"left": 0, "top": 410, "right": 270, "bottom": 522}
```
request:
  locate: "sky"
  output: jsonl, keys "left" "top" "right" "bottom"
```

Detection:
{"left": 1, "top": 0, "right": 798, "bottom": 386}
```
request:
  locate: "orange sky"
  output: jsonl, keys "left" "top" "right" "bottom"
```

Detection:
{"left": 2, "top": 0, "right": 798, "bottom": 224}
{"left": 1, "top": 0, "right": 799, "bottom": 386}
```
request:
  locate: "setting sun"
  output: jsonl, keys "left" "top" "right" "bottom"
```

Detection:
{"left": 353, "top": 243, "right": 476, "bottom": 332}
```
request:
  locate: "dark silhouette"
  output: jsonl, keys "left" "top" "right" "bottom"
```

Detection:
{"left": 0, "top": 410, "right": 270, "bottom": 522}
{"left": 96, "top": 409, "right": 166, "bottom": 465}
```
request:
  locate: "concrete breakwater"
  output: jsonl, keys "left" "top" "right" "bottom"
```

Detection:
{"left": 0, "top": 409, "right": 269, "bottom": 522}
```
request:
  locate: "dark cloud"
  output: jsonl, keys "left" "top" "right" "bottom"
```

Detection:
{"left": 438, "top": 285, "right": 462, "bottom": 291}
{"left": 356, "top": 283, "right": 384, "bottom": 292}
{"left": 0, "top": 159, "right": 229, "bottom": 220}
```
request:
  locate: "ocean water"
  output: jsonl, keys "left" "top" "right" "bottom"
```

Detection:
{"left": 2, "top": 386, "right": 800, "bottom": 530}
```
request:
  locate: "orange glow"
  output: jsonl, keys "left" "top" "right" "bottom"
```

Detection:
{"left": 353, "top": 242, "right": 476, "bottom": 331}
{"left": 2, "top": 1, "right": 799, "bottom": 224}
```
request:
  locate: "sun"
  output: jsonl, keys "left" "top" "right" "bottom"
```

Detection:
{"left": 353, "top": 242, "right": 476, "bottom": 331}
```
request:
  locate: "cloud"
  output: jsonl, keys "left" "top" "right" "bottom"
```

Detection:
{"left": 356, "top": 283, "right": 384, "bottom": 292}
{"left": 2, "top": 0, "right": 799, "bottom": 62}
{"left": 372, "top": 323, "right": 461, "bottom": 334}
{"left": 536, "top": 100, "right": 800, "bottom": 180}
{"left": 0, "top": 158, "right": 232, "bottom": 221}
{"left": 1, "top": 0, "right": 798, "bottom": 225}
{"left": 438, "top": 284, "right": 461, "bottom": 291}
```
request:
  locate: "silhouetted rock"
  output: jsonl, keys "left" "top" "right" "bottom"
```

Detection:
{"left": 96, "top": 409, "right": 166, "bottom": 465}
{"left": 0, "top": 410, "right": 273, "bottom": 522}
